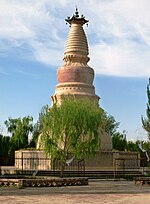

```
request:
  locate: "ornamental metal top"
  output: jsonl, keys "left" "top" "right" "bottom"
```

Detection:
{"left": 65, "top": 7, "right": 89, "bottom": 26}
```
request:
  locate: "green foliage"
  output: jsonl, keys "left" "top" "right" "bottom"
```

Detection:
{"left": 138, "top": 140, "right": 150, "bottom": 152}
{"left": 142, "top": 78, "right": 150, "bottom": 139}
{"left": 5, "top": 116, "right": 33, "bottom": 152}
{"left": 0, "top": 134, "right": 11, "bottom": 157}
{"left": 40, "top": 98, "right": 104, "bottom": 176}
{"left": 2, "top": 136, "right": 11, "bottom": 155}
{"left": 29, "top": 122, "right": 40, "bottom": 148}
{"left": 126, "top": 140, "right": 139, "bottom": 152}
{"left": 112, "top": 131, "right": 127, "bottom": 151}
{"left": 113, "top": 136, "right": 150, "bottom": 152}
{"left": 29, "top": 105, "right": 49, "bottom": 148}
{"left": 103, "top": 113, "right": 120, "bottom": 135}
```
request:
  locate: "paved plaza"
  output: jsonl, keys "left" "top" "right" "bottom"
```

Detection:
{"left": 0, "top": 180, "right": 150, "bottom": 203}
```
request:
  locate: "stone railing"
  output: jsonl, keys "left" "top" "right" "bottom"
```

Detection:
{"left": 134, "top": 177, "right": 150, "bottom": 185}
{"left": 0, "top": 177, "right": 88, "bottom": 188}
{"left": 0, "top": 179, "right": 21, "bottom": 188}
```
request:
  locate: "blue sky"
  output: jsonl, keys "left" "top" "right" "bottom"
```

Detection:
{"left": 0, "top": 0, "right": 149, "bottom": 140}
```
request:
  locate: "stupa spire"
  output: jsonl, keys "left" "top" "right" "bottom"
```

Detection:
{"left": 64, "top": 8, "right": 89, "bottom": 67}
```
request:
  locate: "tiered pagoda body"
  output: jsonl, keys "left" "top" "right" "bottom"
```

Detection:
{"left": 51, "top": 9, "right": 100, "bottom": 105}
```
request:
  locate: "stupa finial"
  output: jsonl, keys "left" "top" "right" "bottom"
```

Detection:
{"left": 75, "top": 6, "right": 79, "bottom": 18}
{"left": 65, "top": 7, "right": 89, "bottom": 26}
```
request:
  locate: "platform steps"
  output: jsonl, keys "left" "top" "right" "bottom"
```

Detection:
{"left": 35, "top": 170, "right": 142, "bottom": 179}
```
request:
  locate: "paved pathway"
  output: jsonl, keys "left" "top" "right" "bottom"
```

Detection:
{"left": 0, "top": 180, "right": 150, "bottom": 203}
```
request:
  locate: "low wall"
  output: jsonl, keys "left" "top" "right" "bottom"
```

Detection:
{"left": 85, "top": 151, "right": 140, "bottom": 170}
{"left": 85, "top": 151, "right": 113, "bottom": 170}
{"left": 15, "top": 150, "right": 51, "bottom": 171}
{"left": 14, "top": 150, "right": 140, "bottom": 172}
{"left": 113, "top": 151, "right": 140, "bottom": 170}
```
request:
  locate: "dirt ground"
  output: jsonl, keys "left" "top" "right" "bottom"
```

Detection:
{"left": 0, "top": 180, "right": 150, "bottom": 204}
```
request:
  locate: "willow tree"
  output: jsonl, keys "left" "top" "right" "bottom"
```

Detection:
{"left": 142, "top": 78, "right": 150, "bottom": 139}
{"left": 5, "top": 116, "right": 33, "bottom": 151}
{"left": 41, "top": 98, "right": 104, "bottom": 177}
